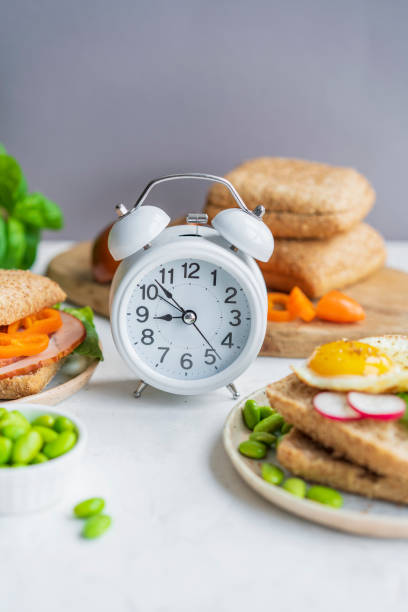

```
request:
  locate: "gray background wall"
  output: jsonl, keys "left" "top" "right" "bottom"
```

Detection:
{"left": 1, "top": 0, "right": 407, "bottom": 240}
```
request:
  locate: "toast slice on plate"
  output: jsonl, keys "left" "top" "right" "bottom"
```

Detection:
{"left": 0, "top": 362, "right": 61, "bottom": 400}
{"left": 267, "top": 374, "right": 408, "bottom": 481}
{"left": 277, "top": 428, "right": 408, "bottom": 504}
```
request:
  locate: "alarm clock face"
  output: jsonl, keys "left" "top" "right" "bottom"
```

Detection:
{"left": 125, "top": 258, "right": 252, "bottom": 380}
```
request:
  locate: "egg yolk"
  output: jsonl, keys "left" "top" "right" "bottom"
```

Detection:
{"left": 309, "top": 340, "right": 393, "bottom": 377}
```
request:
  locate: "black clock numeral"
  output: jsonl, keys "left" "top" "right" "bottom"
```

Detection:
{"left": 159, "top": 268, "right": 174, "bottom": 284}
{"left": 136, "top": 306, "right": 149, "bottom": 323}
{"left": 204, "top": 348, "right": 216, "bottom": 365}
{"left": 182, "top": 262, "right": 200, "bottom": 279}
{"left": 229, "top": 310, "right": 241, "bottom": 326}
{"left": 221, "top": 332, "right": 234, "bottom": 348}
{"left": 210, "top": 269, "right": 217, "bottom": 286}
{"left": 141, "top": 328, "right": 154, "bottom": 345}
{"left": 180, "top": 353, "right": 193, "bottom": 369}
{"left": 140, "top": 284, "right": 158, "bottom": 300}
{"left": 224, "top": 287, "right": 237, "bottom": 304}
{"left": 158, "top": 346, "right": 169, "bottom": 362}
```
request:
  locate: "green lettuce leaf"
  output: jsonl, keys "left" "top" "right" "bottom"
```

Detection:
{"left": 13, "top": 192, "right": 64, "bottom": 229}
{"left": 61, "top": 306, "right": 103, "bottom": 361}
{"left": 0, "top": 155, "right": 27, "bottom": 212}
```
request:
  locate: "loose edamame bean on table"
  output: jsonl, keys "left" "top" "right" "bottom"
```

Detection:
{"left": 238, "top": 440, "right": 267, "bottom": 459}
{"left": 306, "top": 485, "right": 343, "bottom": 508}
{"left": 261, "top": 463, "right": 284, "bottom": 485}
{"left": 82, "top": 514, "right": 112, "bottom": 540}
{"left": 282, "top": 478, "right": 307, "bottom": 498}
{"left": 242, "top": 400, "right": 261, "bottom": 430}
{"left": 74, "top": 497, "right": 105, "bottom": 519}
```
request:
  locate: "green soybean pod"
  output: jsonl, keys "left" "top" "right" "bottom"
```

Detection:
{"left": 11, "top": 430, "right": 42, "bottom": 465}
{"left": 53, "top": 416, "right": 75, "bottom": 433}
{"left": 74, "top": 497, "right": 105, "bottom": 518}
{"left": 306, "top": 485, "right": 343, "bottom": 508}
{"left": 32, "top": 414, "right": 56, "bottom": 428}
{"left": 249, "top": 432, "right": 277, "bottom": 446}
{"left": 281, "top": 423, "right": 293, "bottom": 435}
{"left": 238, "top": 440, "right": 267, "bottom": 459}
{"left": 259, "top": 406, "right": 275, "bottom": 419}
{"left": 0, "top": 436, "right": 12, "bottom": 465}
{"left": 282, "top": 478, "right": 307, "bottom": 498}
{"left": 253, "top": 413, "right": 284, "bottom": 433}
{"left": 82, "top": 514, "right": 112, "bottom": 539}
{"left": 30, "top": 452, "right": 48, "bottom": 465}
{"left": 261, "top": 463, "right": 284, "bottom": 485}
{"left": 32, "top": 426, "right": 58, "bottom": 444}
{"left": 43, "top": 430, "right": 77, "bottom": 459}
{"left": 242, "top": 400, "right": 261, "bottom": 430}
{"left": 1, "top": 424, "right": 28, "bottom": 441}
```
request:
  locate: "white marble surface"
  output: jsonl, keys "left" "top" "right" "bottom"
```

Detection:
{"left": 2, "top": 240, "right": 408, "bottom": 612}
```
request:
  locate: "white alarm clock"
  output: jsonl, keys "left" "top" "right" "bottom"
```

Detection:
{"left": 108, "top": 173, "right": 273, "bottom": 399}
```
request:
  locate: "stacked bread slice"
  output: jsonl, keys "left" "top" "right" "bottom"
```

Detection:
{"left": 205, "top": 158, "right": 386, "bottom": 297}
{"left": 267, "top": 375, "right": 408, "bottom": 504}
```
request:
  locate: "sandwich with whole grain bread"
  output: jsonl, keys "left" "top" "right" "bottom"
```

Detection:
{"left": 0, "top": 270, "right": 93, "bottom": 399}
{"left": 267, "top": 335, "right": 408, "bottom": 504}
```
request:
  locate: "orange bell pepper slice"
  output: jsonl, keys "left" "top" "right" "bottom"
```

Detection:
{"left": 267, "top": 293, "right": 297, "bottom": 322}
{"left": 7, "top": 308, "right": 62, "bottom": 337}
{"left": 288, "top": 287, "right": 316, "bottom": 322}
{"left": 0, "top": 333, "right": 50, "bottom": 358}
{"left": 316, "top": 290, "right": 365, "bottom": 323}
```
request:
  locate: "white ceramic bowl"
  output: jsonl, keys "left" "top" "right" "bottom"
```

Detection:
{"left": 0, "top": 404, "right": 87, "bottom": 514}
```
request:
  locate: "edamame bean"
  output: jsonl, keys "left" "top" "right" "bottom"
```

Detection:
{"left": 32, "top": 414, "right": 56, "bottom": 428}
{"left": 30, "top": 453, "right": 48, "bottom": 464}
{"left": 11, "top": 430, "right": 42, "bottom": 465}
{"left": 0, "top": 436, "right": 12, "bottom": 464}
{"left": 306, "top": 485, "right": 343, "bottom": 508}
{"left": 0, "top": 407, "right": 8, "bottom": 420}
{"left": 32, "top": 426, "right": 58, "bottom": 444}
{"left": 242, "top": 400, "right": 261, "bottom": 430}
{"left": 261, "top": 463, "right": 284, "bottom": 485}
{"left": 259, "top": 406, "right": 275, "bottom": 419}
{"left": 74, "top": 497, "right": 105, "bottom": 518}
{"left": 249, "top": 432, "right": 277, "bottom": 446}
{"left": 0, "top": 411, "right": 30, "bottom": 430}
{"left": 238, "top": 440, "right": 267, "bottom": 459}
{"left": 283, "top": 478, "right": 307, "bottom": 498}
{"left": 253, "top": 413, "right": 284, "bottom": 433}
{"left": 53, "top": 416, "right": 75, "bottom": 433}
{"left": 43, "top": 430, "right": 77, "bottom": 459}
{"left": 82, "top": 514, "right": 112, "bottom": 539}
{"left": 1, "top": 424, "right": 28, "bottom": 441}
{"left": 281, "top": 423, "right": 293, "bottom": 435}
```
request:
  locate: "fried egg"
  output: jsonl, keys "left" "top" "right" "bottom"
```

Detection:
{"left": 292, "top": 335, "right": 408, "bottom": 393}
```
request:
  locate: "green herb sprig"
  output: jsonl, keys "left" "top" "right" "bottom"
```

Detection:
{"left": 0, "top": 144, "right": 63, "bottom": 269}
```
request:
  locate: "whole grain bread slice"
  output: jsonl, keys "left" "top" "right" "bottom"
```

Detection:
{"left": 0, "top": 361, "right": 61, "bottom": 400}
{"left": 0, "top": 270, "right": 66, "bottom": 325}
{"left": 277, "top": 428, "right": 408, "bottom": 504}
{"left": 267, "top": 374, "right": 408, "bottom": 480}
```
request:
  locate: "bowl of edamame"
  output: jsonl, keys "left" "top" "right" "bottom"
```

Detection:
{"left": 0, "top": 404, "right": 87, "bottom": 514}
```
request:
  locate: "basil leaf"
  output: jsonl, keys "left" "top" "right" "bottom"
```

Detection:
{"left": 3, "top": 217, "right": 26, "bottom": 268}
{"left": 0, "top": 216, "right": 6, "bottom": 265}
{"left": 0, "top": 143, "right": 7, "bottom": 155}
{"left": 62, "top": 306, "right": 103, "bottom": 361}
{"left": 21, "top": 224, "right": 41, "bottom": 269}
{"left": 0, "top": 155, "right": 27, "bottom": 212}
{"left": 13, "top": 192, "right": 63, "bottom": 229}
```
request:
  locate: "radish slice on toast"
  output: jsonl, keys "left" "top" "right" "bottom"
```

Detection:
{"left": 313, "top": 392, "right": 362, "bottom": 421}
{"left": 347, "top": 392, "right": 406, "bottom": 420}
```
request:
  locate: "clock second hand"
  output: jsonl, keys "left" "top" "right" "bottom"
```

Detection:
{"left": 154, "top": 279, "right": 221, "bottom": 360}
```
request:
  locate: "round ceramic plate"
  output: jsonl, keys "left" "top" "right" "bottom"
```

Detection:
{"left": 223, "top": 386, "right": 408, "bottom": 538}
{"left": 6, "top": 356, "right": 99, "bottom": 406}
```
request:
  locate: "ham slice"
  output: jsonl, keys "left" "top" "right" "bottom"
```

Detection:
{"left": 0, "top": 312, "right": 86, "bottom": 380}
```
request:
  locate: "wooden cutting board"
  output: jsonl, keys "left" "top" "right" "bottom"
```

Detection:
{"left": 47, "top": 241, "right": 408, "bottom": 358}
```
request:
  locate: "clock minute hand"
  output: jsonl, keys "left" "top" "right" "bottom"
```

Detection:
{"left": 192, "top": 323, "right": 221, "bottom": 360}
{"left": 155, "top": 280, "right": 185, "bottom": 313}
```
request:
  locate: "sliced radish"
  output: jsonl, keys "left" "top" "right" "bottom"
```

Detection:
{"left": 347, "top": 392, "right": 406, "bottom": 420}
{"left": 313, "top": 392, "right": 362, "bottom": 421}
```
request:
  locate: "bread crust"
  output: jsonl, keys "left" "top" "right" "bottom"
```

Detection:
{"left": 0, "top": 270, "right": 66, "bottom": 325}
{"left": 205, "top": 157, "right": 375, "bottom": 239}
{"left": 278, "top": 428, "right": 408, "bottom": 504}
{"left": 259, "top": 223, "right": 386, "bottom": 298}
{"left": 267, "top": 374, "right": 408, "bottom": 480}
{"left": 0, "top": 361, "right": 60, "bottom": 399}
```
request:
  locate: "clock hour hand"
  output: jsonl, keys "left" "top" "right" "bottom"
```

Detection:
{"left": 153, "top": 314, "right": 182, "bottom": 321}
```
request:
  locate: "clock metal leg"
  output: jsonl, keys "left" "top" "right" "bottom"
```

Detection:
{"left": 226, "top": 383, "right": 240, "bottom": 400}
{"left": 133, "top": 380, "right": 148, "bottom": 399}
